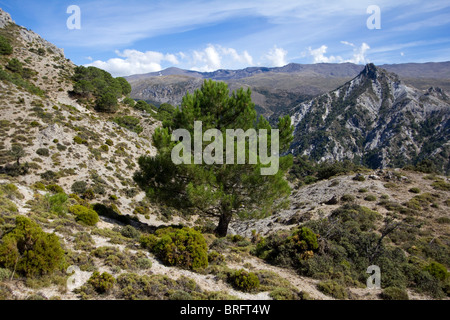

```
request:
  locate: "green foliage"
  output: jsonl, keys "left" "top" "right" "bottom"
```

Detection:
{"left": 6, "top": 58, "right": 23, "bottom": 73}
{"left": 48, "top": 193, "right": 69, "bottom": 216}
{"left": 431, "top": 180, "right": 450, "bottom": 191}
{"left": 317, "top": 280, "right": 348, "bottom": 299}
{"left": 72, "top": 66, "right": 131, "bottom": 113}
{"left": 154, "top": 103, "right": 176, "bottom": 124}
{"left": 409, "top": 187, "right": 421, "bottom": 194}
{"left": 88, "top": 271, "right": 115, "bottom": 293}
{"left": 253, "top": 227, "right": 319, "bottom": 266}
{"left": 96, "top": 92, "right": 119, "bottom": 113}
{"left": 113, "top": 116, "right": 143, "bottom": 134}
{"left": 352, "top": 174, "right": 366, "bottom": 182}
{"left": 364, "top": 195, "right": 377, "bottom": 201}
{"left": 341, "top": 194, "right": 355, "bottom": 202}
{"left": 424, "top": 261, "right": 448, "bottom": 281}
{"left": 69, "top": 205, "right": 99, "bottom": 226}
{"left": 36, "top": 148, "right": 49, "bottom": 157}
{"left": 71, "top": 181, "right": 87, "bottom": 194}
{"left": 151, "top": 228, "right": 208, "bottom": 271}
{"left": 289, "top": 158, "right": 367, "bottom": 187}
{"left": 0, "top": 65, "right": 45, "bottom": 97}
{"left": 73, "top": 136, "right": 87, "bottom": 145}
{"left": 134, "top": 100, "right": 154, "bottom": 113}
{"left": 381, "top": 287, "right": 409, "bottom": 300}
{"left": 105, "top": 139, "right": 114, "bottom": 146}
{"left": 0, "top": 216, "right": 64, "bottom": 277}
{"left": 134, "top": 80, "right": 294, "bottom": 236}
{"left": 123, "top": 97, "right": 136, "bottom": 107}
{"left": 9, "top": 144, "right": 26, "bottom": 165}
{"left": 120, "top": 225, "right": 141, "bottom": 240}
{"left": 229, "top": 269, "right": 260, "bottom": 292}
{"left": 0, "top": 35, "right": 13, "bottom": 55}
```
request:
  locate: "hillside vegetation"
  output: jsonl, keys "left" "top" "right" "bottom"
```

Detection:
{"left": 0, "top": 8, "right": 448, "bottom": 301}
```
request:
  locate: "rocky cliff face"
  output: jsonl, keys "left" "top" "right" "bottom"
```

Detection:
{"left": 290, "top": 64, "right": 450, "bottom": 173}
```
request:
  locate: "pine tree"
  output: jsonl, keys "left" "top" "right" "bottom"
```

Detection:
{"left": 134, "top": 80, "right": 294, "bottom": 236}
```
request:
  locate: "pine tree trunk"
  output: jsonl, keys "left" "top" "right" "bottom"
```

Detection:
{"left": 215, "top": 211, "right": 232, "bottom": 237}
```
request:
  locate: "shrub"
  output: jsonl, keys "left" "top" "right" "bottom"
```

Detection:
{"left": 424, "top": 261, "right": 448, "bottom": 281}
{"left": 152, "top": 228, "right": 208, "bottom": 271}
{"left": 40, "top": 170, "right": 57, "bottom": 181}
{"left": 71, "top": 181, "right": 88, "bottom": 194}
{"left": 431, "top": 180, "right": 450, "bottom": 191}
{"left": 36, "top": 148, "right": 50, "bottom": 157}
{"left": 381, "top": 287, "right": 409, "bottom": 300}
{"left": 352, "top": 174, "right": 365, "bottom": 181}
{"left": 253, "top": 227, "right": 319, "bottom": 266}
{"left": 120, "top": 225, "right": 141, "bottom": 239}
{"left": 0, "top": 35, "right": 13, "bottom": 55}
{"left": 73, "top": 136, "right": 87, "bottom": 145}
{"left": 113, "top": 116, "right": 143, "bottom": 134}
{"left": 46, "top": 184, "right": 64, "bottom": 194}
{"left": 69, "top": 205, "right": 99, "bottom": 226}
{"left": 409, "top": 187, "right": 421, "bottom": 194}
{"left": 105, "top": 139, "right": 114, "bottom": 146}
{"left": 100, "top": 145, "right": 109, "bottom": 152}
{"left": 6, "top": 58, "right": 22, "bottom": 73}
{"left": 88, "top": 271, "right": 115, "bottom": 293}
{"left": 0, "top": 216, "right": 64, "bottom": 277}
{"left": 341, "top": 194, "right": 355, "bottom": 202}
{"left": 364, "top": 195, "right": 377, "bottom": 201}
{"left": 96, "top": 93, "right": 119, "bottom": 113}
{"left": 230, "top": 269, "right": 260, "bottom": 292}
{"left": 317, "top": 280, "right": 348, "bottom": 299}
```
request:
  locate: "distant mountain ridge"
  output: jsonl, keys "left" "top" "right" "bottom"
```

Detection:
{"left": 127, "top": 62, "right": 450, "bottom": 81}
{"left": 289, "top": 63, "right": 450, "bottom": 173}
{"left": 126, "top": 62, "right": 450, "bottom": 117}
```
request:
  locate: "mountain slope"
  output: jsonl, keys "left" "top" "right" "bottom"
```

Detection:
{"left": 289, "top": 64, "right": 450, "bottom": 173}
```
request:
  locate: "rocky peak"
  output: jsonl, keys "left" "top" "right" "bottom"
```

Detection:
{"left": 360, "top": 63, "right": 378, "bottom": 80}
{"left": 0, "top": 8, "right": 14, "bottom": 28}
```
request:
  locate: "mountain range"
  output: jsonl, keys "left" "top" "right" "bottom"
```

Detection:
{"left": 126, "top": 62, "right": 450, "bottom": 118}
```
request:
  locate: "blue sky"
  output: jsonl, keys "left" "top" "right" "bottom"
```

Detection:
{"left": 1, "top": 0, "right": 449, "bottom": 76}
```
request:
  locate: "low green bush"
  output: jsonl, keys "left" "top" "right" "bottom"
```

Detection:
{"left": 36, "top": 148, "right": 50, "bottom": 157}
{"left": 69, "top": 205, "right": 99, "bottom": 226}
{"left": 380, "top": 287, "right": 409, "bottom": 300}
{"left": 88, "top": 271, "right": 115, "bottom": 293}
{"left": 409, "top": 187, "right": 421, "bottom": 194}
{"left": 71, "top": 181, "right": 87, "bottom": 194}
{"left": 230, "top": 269, "right": 260, "bottom": 292}
{"left": 364, "top": 195, "right": 377, "bottom": 201}
{"left": 152, "top": 228, "right": 208, "bottom": 271}
{"left": 424, "top": 261, "right": 448, "bottom": 281}
{"left": 317, "top": 280, "right": 348, "bottom": 299}
{"left": 0, "top": 216, "right": 64, "bottom": 277}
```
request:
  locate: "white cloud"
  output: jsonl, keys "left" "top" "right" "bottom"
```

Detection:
{"left": 308, "top": 45, "right": 342, "bottom": 63}
{"left": 192, "top": 45, "right": 222, "bottom": 72}
{"left": 87, "top": 49, "right": 179, "bottom": 77}
{"left": 349, "top": 43, "right": 370, "bottom": 64}
{"left": 308, "top": 43, "right": 370, "bottom": 64}
{"left": 87, "top": 45, "right": 256, "bottom": 76}
{"left": 190, "top": 45, "right": 254, "bottom": 72}
{"left": 265, "top": 46, "right": 288, "bottom": 67}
